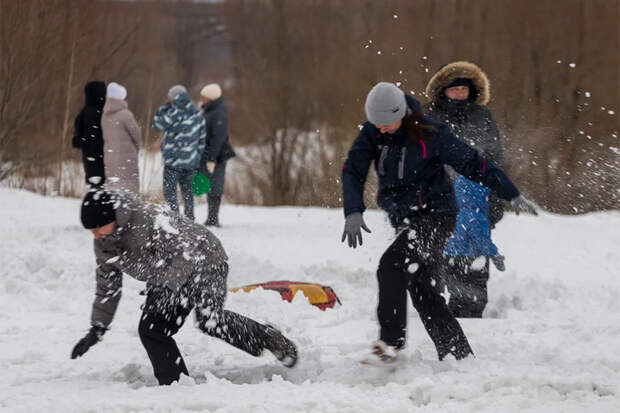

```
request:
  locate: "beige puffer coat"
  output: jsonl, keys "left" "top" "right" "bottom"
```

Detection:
{"left": 102, "top": 98, "right": 141, "bottom": 194}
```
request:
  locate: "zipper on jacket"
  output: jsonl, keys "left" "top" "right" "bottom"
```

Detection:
{"left": 398, "top": 147, "right": 406, "bottom": 179}
{"left": 378, "top": 146, "right": 388, "bottom": 176}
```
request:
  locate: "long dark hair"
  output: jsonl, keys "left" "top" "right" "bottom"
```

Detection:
{"left": 401, "top": 109, "right": 436, "bottom": 148}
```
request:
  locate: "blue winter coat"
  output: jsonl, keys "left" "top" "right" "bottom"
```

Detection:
{"left": 152, "top": 92, "right": 206, "bottom": 171}
{"left": 444, "top": 176, "right": 498, "bottom": 257}
{"left": 342, "top": 95, "right": 519, "bottom": 228}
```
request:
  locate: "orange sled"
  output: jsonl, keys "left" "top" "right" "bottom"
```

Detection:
{"left": 230, "top": 281, "right": 341, "bottom": 311}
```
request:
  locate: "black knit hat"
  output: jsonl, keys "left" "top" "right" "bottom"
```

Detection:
{"left": 444, "top": 77, "right": 478, "bottom": 100}
{"left": 80, "top": 189, "right": 116, "bottom": 229}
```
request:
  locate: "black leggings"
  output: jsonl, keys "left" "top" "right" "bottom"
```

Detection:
{"left": 376, "top": 215, "right": 472, "bottom": 360}
{"left": 138, "top": 263, "right": 270, "bottom": 385}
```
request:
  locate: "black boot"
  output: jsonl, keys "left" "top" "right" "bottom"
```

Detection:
{"left": 264, "top": 325, "right": 298, "bottom": 367}
{"left": 206, "top": 196, "right": 221, "bottom": 227}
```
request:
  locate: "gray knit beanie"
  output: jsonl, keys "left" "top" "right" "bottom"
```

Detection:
{"left": 168, "top": 85, "right": 187, "bottom": 100}
{"left": 364, "top": 82, "right": 407, "bottom": 126}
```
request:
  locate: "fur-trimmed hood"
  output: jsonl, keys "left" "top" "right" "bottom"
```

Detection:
{"left": 425, "top": 61, "right": 490, "bottom": 105}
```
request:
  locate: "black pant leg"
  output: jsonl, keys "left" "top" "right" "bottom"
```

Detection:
{"left": 162, "top": 166, "right": 179, "bottom": 213}
{"left": 194, "top": 263, "right": 269, "bottom": 356}
{"left": 179, "top": 169, "right": 195, "bottom": 220}
{"left": 376, "top": 229, "right": 411, "bottom": 348}
{"left": 443, "top": 256, "right": 489, "bottom": 318}
{"left": 405, "top": 216, "right": 473, "bottom": 360}
{"left": 138, "top": 288, "right": 192, "bottom": 385}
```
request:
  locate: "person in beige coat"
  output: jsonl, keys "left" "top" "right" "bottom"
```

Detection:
{"left": 101, "top": 82, "right": 141, "bottom": 194}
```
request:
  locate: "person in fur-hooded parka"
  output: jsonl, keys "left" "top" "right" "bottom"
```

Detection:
{"left": 424, "top": 62, "right": 506, "bottom": 318}
{"left": 424, "top": 61, "right": 505, "bottom": 227}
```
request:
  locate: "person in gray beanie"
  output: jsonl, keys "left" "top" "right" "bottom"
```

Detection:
{"left": 341, "top": 81, "right": 537, "bottom": 364}
{"left": 71, "top": 189, "right": 298, "bottom": 385}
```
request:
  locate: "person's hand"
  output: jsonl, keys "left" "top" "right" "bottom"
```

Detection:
{"left": 206, "top": 162, "right": 216, "bottom": 174}
{"left": 491, "top": 254, "right": 505, "bottom": 271}
{"left": 341, "top": 212, "right": 371, "bottom": 248}
{"left": 71, "top": 326, "right": 106, "bottom": 359}
{"left": 511, "top": 195, "right": 538, "bottom": 216}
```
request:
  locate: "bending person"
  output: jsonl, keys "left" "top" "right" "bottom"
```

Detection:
{"left": 71, "top": 189, "right": 297, "bottom": 385}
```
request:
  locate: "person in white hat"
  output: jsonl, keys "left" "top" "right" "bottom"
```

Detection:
{"left": 199, "top": 83, "right": 235, "bottom": 227}
{"left": 101, "top": 82, "right": 141, "bottom": 194}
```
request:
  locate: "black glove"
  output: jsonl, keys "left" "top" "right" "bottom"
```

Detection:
{"left": 71, "top": 326, "right": 106, "bottom": 359}
{"left": 341, "top": 212, "right": 371, "bottom": 248}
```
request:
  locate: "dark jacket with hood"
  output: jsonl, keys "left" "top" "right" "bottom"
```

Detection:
{"left": 423, "top": 61, "right": 505, "bottom": 226}
{"left": 342, "top": 95, "right": 519, "bottom": 229}
{"left": 201, "top": 97, "right": 235, "bottom": 166}
{"left": 72, "top": 81, "right": 106, "bottom": 187}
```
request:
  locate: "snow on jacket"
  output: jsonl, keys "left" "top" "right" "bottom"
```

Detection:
{"left": 444, "top": 176, "right": 499, "bottom": 257}
{"left": 72, "top": 81, "right": 106, "bottom": 187}
{"left": 424, "top": 61, "right": 504, "bottom": 168}
{"left": 424, "top": 61, "right": 505, "bottom": 226}
{"left": 201, "top": 98, "right": 235, "bottom": 164}
{"left": 342, "top": 95, "right": 520, "bottom": 229}
{"left": 151, "top": 92, "right": 206, "bottom": 171}
{"left": 90, "top": 192, "right": 228, "bottom": 328}
{"left": 101, "top": 98, "right": 141, "bottom": 194}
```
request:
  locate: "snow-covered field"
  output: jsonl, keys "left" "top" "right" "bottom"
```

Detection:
{"left": 0, "top": 188, "right": 619, "bottom": 412}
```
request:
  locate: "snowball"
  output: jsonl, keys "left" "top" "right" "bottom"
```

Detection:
{"left": 407, "top": 263, "right": 419, "bottom": 274}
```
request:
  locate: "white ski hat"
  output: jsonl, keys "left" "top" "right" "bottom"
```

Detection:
{"left": 200, "top": 83, "right": 222, "bottom": 100}
{"left": 106, "top": 82, "right": 127, "bottom": 101}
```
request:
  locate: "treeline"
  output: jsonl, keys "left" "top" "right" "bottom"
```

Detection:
{"left": 1, "top": 0, "right": 618, "bottom": 213}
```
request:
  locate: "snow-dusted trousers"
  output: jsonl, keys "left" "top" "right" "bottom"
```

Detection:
{"left": 440, "top": 256, "right": 490, "bottom": 318}
{"left": 376, "top": 215, "right": 473, "bottom": 360}
{"left": 138, "top": 263, "right": 270, "bottom": 385}
{"left": 163, "top": 166, "right": 194, "bottom": 221}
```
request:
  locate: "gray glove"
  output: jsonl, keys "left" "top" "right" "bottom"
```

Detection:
{"left": 491, "top": 254, "right": 505, "bottom": 272}
{"left": 511, "top": 195, "right": 538, "bottom": 216}
{"left": 341, "top": 212, "right": 371, "bottom": 248}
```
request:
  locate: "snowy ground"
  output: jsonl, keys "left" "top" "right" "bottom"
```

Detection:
{"left": 0, "top": 188, "right": 619, "bottom": 412}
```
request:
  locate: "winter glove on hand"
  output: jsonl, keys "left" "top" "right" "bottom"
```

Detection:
{"left": 206, "top": 162, "right": 216, "bottom": 174}
{"left": 511, "top": 195, "right": 538, "bottom": 216}
{"left": 71, "top": 326, "right": 106, "bottom": 359}
{"left": 341, "top": 212, "right": 371, "bottom": 248}
{"left": 491, "top": 254, "right": 506, "bottom": 272}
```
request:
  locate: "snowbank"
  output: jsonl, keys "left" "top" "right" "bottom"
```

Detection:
{"left": 0, "top": 188, "right": 618, "bottom": 412}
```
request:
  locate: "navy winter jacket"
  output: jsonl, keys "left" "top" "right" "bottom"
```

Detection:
{"left": 201, "top": 98, "right": 232, "bottom": 163}
{"left": 342, "top": 95, "right": 519, "bottom": 228}
{"left": 444, "top": 176, "right": 499, "bottom": 257}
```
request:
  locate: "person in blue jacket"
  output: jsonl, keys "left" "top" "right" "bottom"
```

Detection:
{"left": 341, "top": 82, "right": 536, "bottom": 363}
{"left": 442, "top": 176, "right": 506, "bottom": 317}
